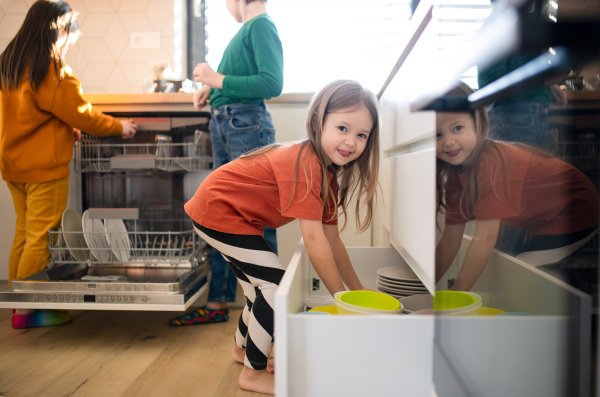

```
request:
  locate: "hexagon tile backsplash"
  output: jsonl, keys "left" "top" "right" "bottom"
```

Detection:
{"left": 0, "top": 0, "right": 175, "bottom": 94}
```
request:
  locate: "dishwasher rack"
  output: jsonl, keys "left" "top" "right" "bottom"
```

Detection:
{"left": 49, "top": 227, "right": 209, "bottom": 268}
{"left": 74, "top": 132, "right": 212, "bottom": 173}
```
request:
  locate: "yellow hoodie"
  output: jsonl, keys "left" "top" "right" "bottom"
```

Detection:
{"left": 0, "top": 62, "right": 122, "bottom": 183}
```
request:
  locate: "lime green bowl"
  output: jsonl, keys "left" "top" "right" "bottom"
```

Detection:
{"left": 309, "top": 305, "right": 338, "bottom": 315}
{"left": 339, "top": 290, "right": 401, "bottom": 311}
{"left": 434, "top": 291, "right": 476, "bottom": 311}
{"left": 477, "top": 307, "right": 506, "bottom": 316}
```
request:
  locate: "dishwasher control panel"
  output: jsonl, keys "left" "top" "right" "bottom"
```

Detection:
{"left": 35, "top": 293, "right": 142, "bottom": 303}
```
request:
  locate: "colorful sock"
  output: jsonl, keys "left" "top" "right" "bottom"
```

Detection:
{"left": 169, "top": 306, "right": 229, "bottom": 326}
{"left": 12, "top": 310, "right": 72, "bottom": 329}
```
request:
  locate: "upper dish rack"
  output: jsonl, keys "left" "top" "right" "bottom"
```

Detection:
{"left": 74, "top": 131, "right": 212, "bottom": 173}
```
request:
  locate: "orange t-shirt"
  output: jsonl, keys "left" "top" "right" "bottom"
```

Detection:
{"left": 185, "top": 142, "right": 339, "bottom": 235}
{"left": 444, "top": 141, "right": 599, "bottom": 237}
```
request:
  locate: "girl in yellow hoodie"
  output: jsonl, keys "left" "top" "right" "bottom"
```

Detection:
{"left": 0, "top": 0, "right": 137, "bottom": 328}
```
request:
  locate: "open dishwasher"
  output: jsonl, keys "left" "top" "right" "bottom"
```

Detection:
{"left": 0, "top": 109, "right": 213, "bottom": 311}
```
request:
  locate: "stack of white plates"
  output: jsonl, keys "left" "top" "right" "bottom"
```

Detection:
{"left": 376, "top": 265, "right": 428, "bottom": 299}
{"left": 62, "top": 209, "right": 131, "bottom": 263}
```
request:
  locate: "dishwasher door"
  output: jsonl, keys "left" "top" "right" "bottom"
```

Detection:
{"left": 0, "top": 218, "right": 211, "bottom": 311}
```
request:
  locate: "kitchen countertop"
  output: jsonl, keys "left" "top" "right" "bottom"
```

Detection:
{"left": 83, "top": 93, "right": 203, "bottom": 114}
{"left": 548, "top": 91, "right": 600, "bottom": 129}
{"left": 550, "top": 90, "right": 600, "bottom": 116}
{"left": 85, "top": 91, "right": 599, "bottom": 117}
{"left": 566, "top": 90, "right": 600, "bottom": 101}
{"left": 83, "top": 92, "right": 312, "bottom": 115}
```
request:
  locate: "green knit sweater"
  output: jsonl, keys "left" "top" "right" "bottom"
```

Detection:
{"left": 210, "top": 14, "right": 284, "bottom": 108}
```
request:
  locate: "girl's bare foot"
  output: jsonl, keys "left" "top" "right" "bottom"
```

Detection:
{"left": 239, "top": 366, "right": 274, "bottom": 395}
{"left": 267, "top": 358, "right": 274, "bottom": 374}
{"left": 232, "top": 344, "right": 245, "bottom": 364}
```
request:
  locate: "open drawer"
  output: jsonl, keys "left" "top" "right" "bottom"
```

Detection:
{"left": 274, "top": 242, "right": 435, "bottom": 397}
{"left": 434, "top": 235, "right": 593, "bottom": 397}
{"left": 274, "top": 239, "right": 592, "bottom": 397}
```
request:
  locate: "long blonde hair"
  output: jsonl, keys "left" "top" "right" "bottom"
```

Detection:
{"left": 243, "top": 80, "right": 380, "bottom": 232}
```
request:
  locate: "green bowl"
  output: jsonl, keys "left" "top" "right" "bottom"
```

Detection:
{"left": 433, "top": 291, "right": 476, "bottom": 311}
{"left": 309, "top": 305, "right": 338, "bottom": 314}
{"left": 339, "top": 290, "right": 401, "bottom": 311}
{"left": 477, "top": 307, "right": 506, "bottom": 316}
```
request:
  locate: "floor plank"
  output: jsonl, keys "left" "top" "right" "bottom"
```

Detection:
{"left": 0, "top": 308, "right": 262, "bottom": 397}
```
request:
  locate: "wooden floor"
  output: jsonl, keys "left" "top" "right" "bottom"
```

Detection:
{"left": 0, "top": 308, "right": 263, "bottom": 397}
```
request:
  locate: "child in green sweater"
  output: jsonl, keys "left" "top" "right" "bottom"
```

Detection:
{"left": 191, "top": 0, "right": 283, "bottom": 110}
{"left": 171, "top": 0, "right": 283, "bottom": 392}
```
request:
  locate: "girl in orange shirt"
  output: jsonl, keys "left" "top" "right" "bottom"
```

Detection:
{"left": 435, "top": 81, "right": 598, "bottom": 292}
{"left": 0, "top": 0, "right": 137, "bottom": 328}
{"left": 184, "top": 80, "right": 379, "bottom": 394}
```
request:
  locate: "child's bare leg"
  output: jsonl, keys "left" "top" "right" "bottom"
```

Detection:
{"left": 232, "top": 343, "right": 245, "bottom": 364}
{"left": 266, "top": 343, "right": 275, "bottom": 373}
{"left": 239, "top": 366, "right": 274, "bottom": 395}
{"left": 234, "top": 345, "right": 274, "bottom": 374}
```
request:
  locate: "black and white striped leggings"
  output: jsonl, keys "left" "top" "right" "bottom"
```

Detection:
{"left": 193, "top": 221, "right": 285, "bottom": 370}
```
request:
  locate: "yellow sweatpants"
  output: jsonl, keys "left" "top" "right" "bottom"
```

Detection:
{"left": 6, "top": 177, "right": 69, "bottom": 284}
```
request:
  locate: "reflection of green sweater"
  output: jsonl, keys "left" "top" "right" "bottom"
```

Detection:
{"left": 477, "top": 53, "right": 551, "bottom": 106}
{"left": 210, "top": 14, "right": 284, "bottom": 108}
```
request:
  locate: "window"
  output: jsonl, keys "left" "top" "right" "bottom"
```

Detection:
{"left": 434, "top": 0, "right": 494, "bottom": 88}
{"left": 190, "top": 0, "right": 492, "bottom": 94}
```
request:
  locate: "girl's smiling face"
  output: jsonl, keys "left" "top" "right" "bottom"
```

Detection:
{"left": 436, "top": 111, "right": 478, "bottom": 166}
{"left": 321, "top": 105, "right": 372, "bottom": 166}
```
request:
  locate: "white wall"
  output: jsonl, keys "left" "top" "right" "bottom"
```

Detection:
{"left": 0, "top": 0, "right": 176, "bottom": 94}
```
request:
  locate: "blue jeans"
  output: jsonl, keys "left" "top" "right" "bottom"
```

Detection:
{"left": 487, "top": 102, "right": 549, "bottom": 149}
{"left": 207, "top": 102, "right": 278, "bottom": 303}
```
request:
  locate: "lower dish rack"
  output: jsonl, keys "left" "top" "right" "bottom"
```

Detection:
{"left": 0, "top": 225, "right": 212, "bottom": 310}
{"left": 49, "top": 227, "right": 209, "bottom": 268}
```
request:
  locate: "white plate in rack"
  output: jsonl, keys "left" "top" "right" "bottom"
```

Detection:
{"left": 82, "top": 210, "right": 111, "bottom": 262}
{"left": 62, "top": 209, "right": 90, "bottom": 262}
{"left": 104, "top": 219, "right": 131, "bottom": 262}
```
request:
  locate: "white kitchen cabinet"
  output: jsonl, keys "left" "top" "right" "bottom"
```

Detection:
{"left": 274, "top": 244, "right": 434, "bottom": 397}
